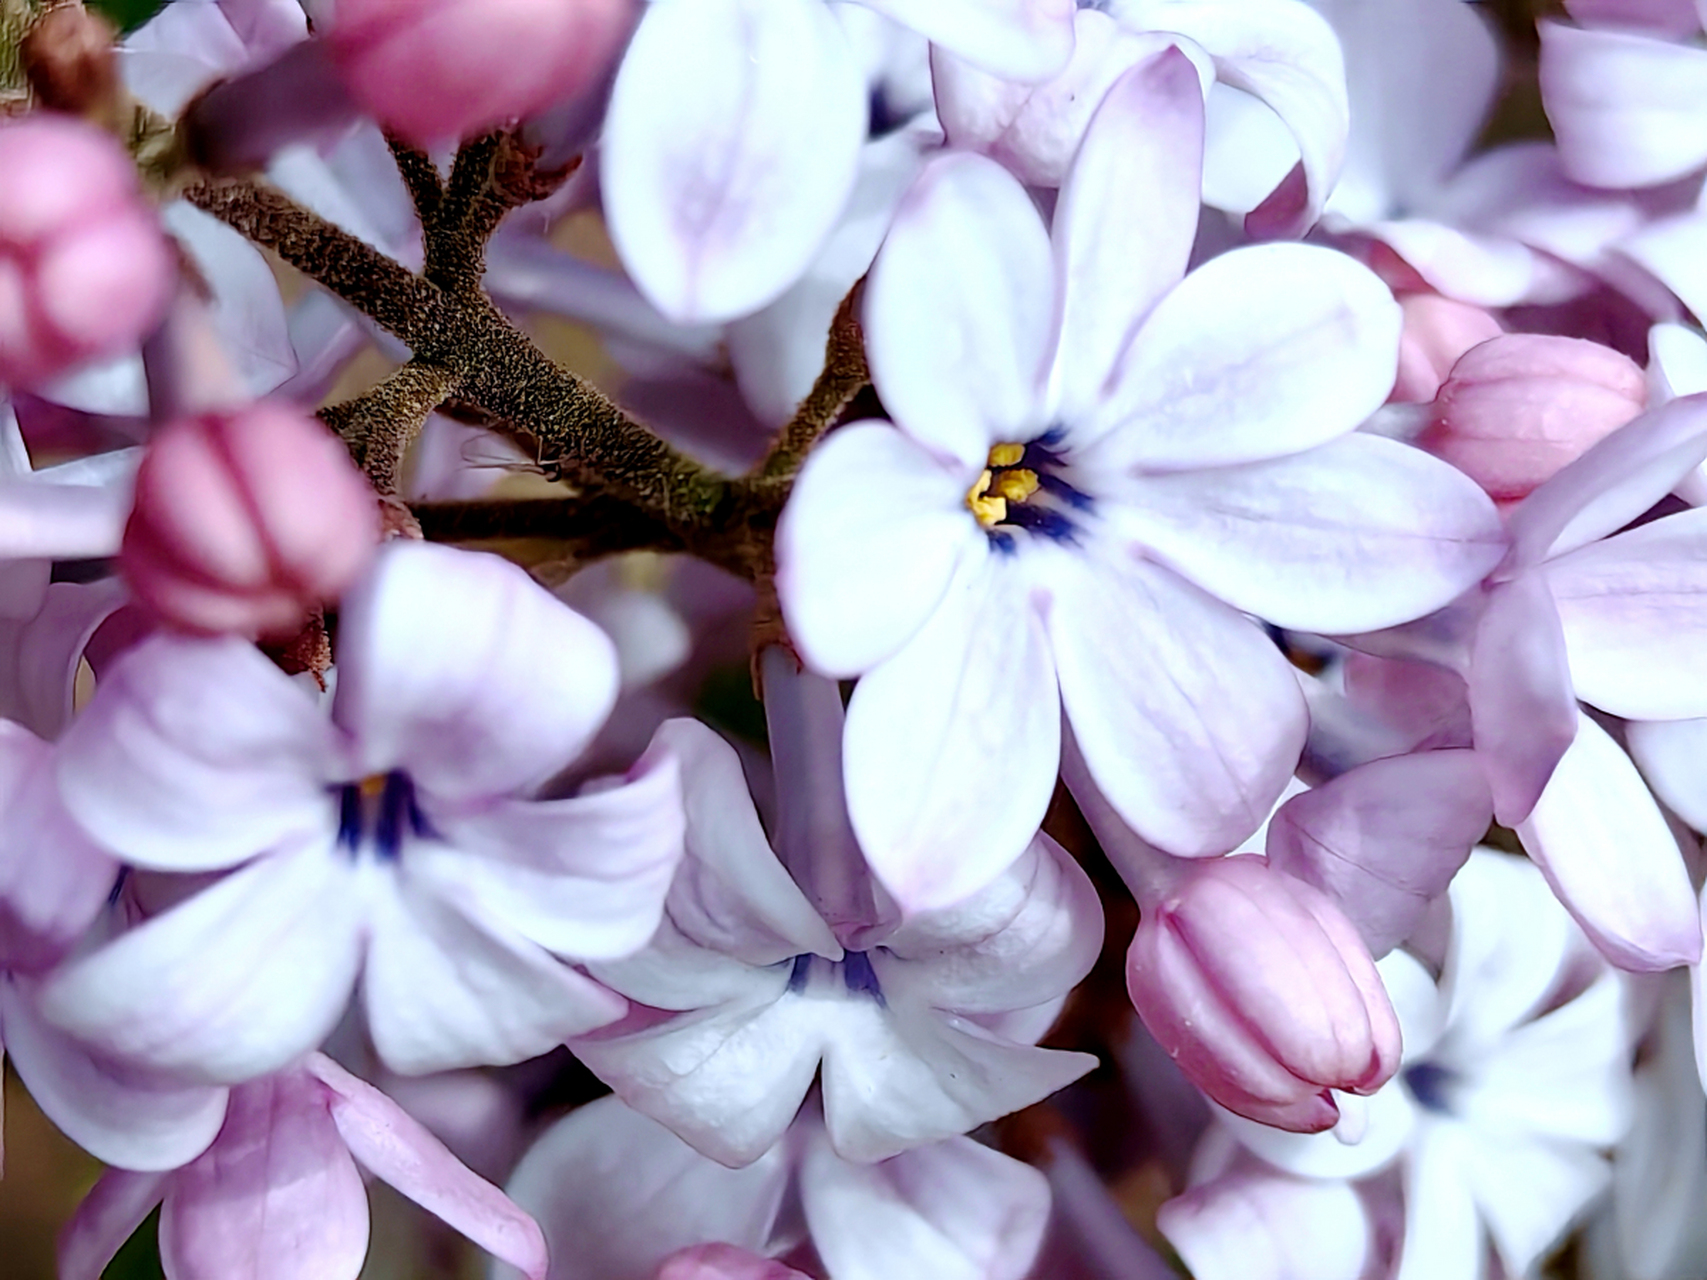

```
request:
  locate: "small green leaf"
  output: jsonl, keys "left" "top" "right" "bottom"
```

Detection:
{"left": 86, "top": 0, "right": 167, "bottom": 34}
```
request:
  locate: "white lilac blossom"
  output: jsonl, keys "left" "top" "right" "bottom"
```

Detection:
{"left": 779, "top": 51, "right": 1503, "bottom": 909}
{"left": 601, "top": 0, "right": 1072, "bottom": 324}
{"left": 1162, "top": 849, "right": 1635, "bottom": 1280}
{"left": 34, "top": 539, "right": 686, "bottom": 1081}
{"left": 497, "top": 1094, "right": 1052, "bottom": 1280}
{"left": 57, "top": 1053, "right": 549, "bottom": 1280}
{"left": 572, "top": 653, "right": 1099, "bottom": 1166}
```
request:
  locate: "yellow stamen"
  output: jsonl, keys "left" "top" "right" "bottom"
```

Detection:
{"left": 966, "top": 469, "right": 1008, "bottom": 526}
{"left": 990, "top": 468, "right": 1039, "bottom": 504}
{"left": 988, "top": 442, "right": 1025, "bottom": 468}
{"left": 358, "top": 774, "right": 388, "bottom": 800}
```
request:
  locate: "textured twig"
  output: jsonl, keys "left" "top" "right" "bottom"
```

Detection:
{"left": 320, "top": 359, "right": 462, "bottom": 496}
{"left": 385, "top": 132, "right": 442, "bottom": 226}
{"left": 755, "top": 280, "right": 869, "bottom": 483}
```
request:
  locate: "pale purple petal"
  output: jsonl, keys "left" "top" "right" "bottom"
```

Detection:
{"left": 334, "top": 541, "right": 619, "bottom": 802}
{"left": 1265, "top": 749, "right": 1490, "bottom": 957}
{"left": 1367, "top": 218, "right": 1547, "bottom": 307}
{"left": 1517, "top": 713, "right": 1702, "bottom": 972}
{"left": 1080, "top": 244, "right": 1401, "bottom": 466}
{"left": 800, "top": 1123, "right": 1052, "bottom": 1280}
{"left": 602, "top": 0, "right": 867, "bottom": 322}
{"left": 306, "top": 1054, "right": 548, "bottom": 1280}
{"left": 1546, "top": 509, "right": 1707, "bottom": 719}
{"left": 1540, "top": 20, "right": 1707, "bottom": 188}
{"left": 498, "top": 1096, "right": 790, "bottom": 1280}
{"left": 1049, "top": 549, "right": 1305, "bottom": 857}
{"left": 1049, "top": 49, "right": 1203, "bottom": 421}
{"left": 0, "top": 578, "right": 125, "bottom": 740}
{"left": 38, "top": 842, "right": 364, "bottom": 1083}
{"left": 1111, "top": 433, "right": 1506, "bottom": 632}
{"left": 1507, "top": 391, "right": 1707, "bottom": 568}
{"left": 1, "top": 980, "right": 227, "bottom": 1171}
{"left": 776, "top": 422, "right": 982, "bottom": 677}
{"left": 158, "top": 1071, "right": 369, "bottom": 1280}
{"left": 163, "top": 201, "right": 297, "bottom": 399}
{"left": 1158, "top": 1165, "right": 1373, "bottom": 1280}
{"left": 364, "top": 872, "right": 628, "bottom": 1074}
{"left": 57, "top": 1169, "right": 170, "bottom": 1280}
{"left": 1627, "top": 716, "right": 1707, "bottom": 831}
{"left": 0, "top": 481, "right": 131, "bottom": 560}
{"left": 1467, "top": 572, "right": 1578, "bottom": 825}
{"left": 860, "top": 0, "right": 1072, "bottom": 80}
{"left": 54, "top": 633, "right": 336, "bottom": 872}
{"left": 865, "top": 151, "right": 1055, "bottom": 469}
{"left": 419, "top": 742, "right": 684, "bottom": 961}
{"left": 843, "top": 555, "right": 1059, "bottom": 911}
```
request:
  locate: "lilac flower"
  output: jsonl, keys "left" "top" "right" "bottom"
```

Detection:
{"left": 777, "top": 52, "right": 1503, "bottom": 908}
{"left": 573, "top": 652, "right": 1099, "bottom": 1166}
{"left": 57, "top": 1053, "right": 549, "bottom": 1280}
{"left": 37, "top": 540, "right": 685, "bottom": 1081}
{"left": 498, "top": 1094, "right": 1052, "bottom": 1280}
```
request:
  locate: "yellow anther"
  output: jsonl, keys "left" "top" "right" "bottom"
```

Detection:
{"left": 358, "top": 774, "right": 388, "bottom": 799}
{"left": 990, "top": 468, "right": 1039, "bottom": 504}
{"left": 966, "top": 469, "right": 1008, "bottom": 526}
{"left": 988, "top": 442, "right": 1025, "bottom": 468}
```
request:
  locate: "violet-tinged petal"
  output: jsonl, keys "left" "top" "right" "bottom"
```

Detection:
{"left": 1157, "top": 1165, "right": 1372, "bottom": 1280}
{"left": 650, "top": 715, "right": 842, "bottom": 963}
{"left": 1, "top": 980, "right": 228, "bottom": 1171}
{"left": 1112, "top": 432, "right": 1506, "bottom": 632}
{"left": 572, "top": 992, "right": 823, "bottom": 1168}
{"left": 865, "top": 151, "right": 1055, "bottom": 469}
{"left": 1049, "top": 49, "right": 1203, "bottom": 422}
{"left": 1265, "top": 749, "right": 1490, "bottom": 957}
{"left": 306, "top": 1054, "right": 548, "bottom": 1280}
{"left": 861, "top": 0, "right": 1071, "bottom": 80}
{"left": 1627, "top": 716, "right": 1707, "bottom": 832}
{"left": 1468, "top": 572, "right": 1578, "bottom": 825}
{"left": 1506, "top": 391, "right": 1707, "bottom": 568}
{"left": 498, "top": 1096, "right": 790, "bottom": 1280}
{"left": 363, "top": 871, "right": 628, "bottom": 1074}
{"left": 57, "top": 1169, "right": 170, "bottom": 1280}
{"left": 0, "top": 481, "right": 132, "bottom": 560}
{"left": 1518, "top": 713, "right": 1702, "bottom": 972}
{"left": 335, "top": 541, "right": 619, "bottom": 802}
{"left": 843, "top": 555, "right": 1059, "bottom": 912}
{"left": 602, "top": 0, "right": 867, "bottom": 323}
{"left": 820, "top": 1000, "right": 1096, "bottom": 1163}
{"left": 162, "top": 202, "right": 297, "bottom": 399}
{"left": 419, "top": 742, "right": 684, "bottom": 961}
{"left": 1546, "top": 508, "right": 1707, "bottom": 719}
{"left": 1540, "top": 20, "right": 1707, "bottom": 188}
{"left": 1049, "top": 549, "right": 1304, "bottom": 857}
{"left": 1113, "top": 0, "right": 1348, "bottom": 235}
{"left": 0, "top": 578, "right": 126, "bottom": 740}
{"left": 38, "top": 841, "right": 363, "bottom": 1084}
{"left": 776, "top": 422, "right": 981, "bottom": 677}
{"left": 54, "top": 633, "right": 336, "bottom": 872}
{"left": 875, "top": 832, "right": 1100, "bottom": 1016}
{"left": 1366, "top": 218, "right": 1543, "bottom": 307}
{"left": 158, "top": 1070, "right": 369, "bottom": 1280}
{"left": 800, "top": 1124, "right": 1052, "bottom": 1280}
{"left": 1080, "top": 243, "right": 1398, "bottom": 465}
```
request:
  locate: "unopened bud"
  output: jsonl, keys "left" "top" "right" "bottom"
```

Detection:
{"left": 121, "top": 401, "right": 381, "bottom": 638}
{"left": 1391, "top": 292, "right": 1503, "bottom": 404}
{"left": 1126, "top": 855, "right": 1401, "bottom": 1133}
{"left": 324, "top": 0, "right": 639, "bottom": 147}
{"left": 655, "top": 1245, "right": 809, "bottom": 1280}
{"left": 1421, "top": 333, "right": 1646, "bottom": 505}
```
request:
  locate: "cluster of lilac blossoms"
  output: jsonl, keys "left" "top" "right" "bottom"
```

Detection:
{"left": 6, "top": 0, "right": 1707, "bottom": 1277}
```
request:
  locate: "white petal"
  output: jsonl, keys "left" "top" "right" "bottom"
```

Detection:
{"left": 602, "top": 0, "right": 867, "bottom": 322}
{"left": 843, "top": 554, "right": 1060, "bottom": 911}
{"left": 38, "top": 841, "right": 363, "bottom": 1084}
{"left": 1082, "top": 244, "right": 1400, "bottom": 466}
{"left": 776, "top": 421, "right": 981, "bottom": 677}
{"left": 1627, "top": 716, "right": 1707, "bottom": 832}
{"left": 1158, "top": 1163, "right": 1374, "bottom": 1280}
{"left": 1112, "top": 433, "right": 1506, "bottom": 633}
{"left": 1051, "top": 549, "right": 1305, "bottom": 857}
{"left": 865, "top": 151, "right": 1056, "bottom": 469}
{"left": 859, "top": 0, "right": 1073, "bottom": 81}
{"left": 1394, "top": 1125, "right": 1483, "bottom": 1280}
{"left": 1462, "top": 1129, "right": 1613, "bottom": 1277}
{"left": 334, "top": 541, "right": 619, "bottom": 802}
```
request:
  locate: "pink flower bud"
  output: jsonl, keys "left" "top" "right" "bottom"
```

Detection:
{"left": 121, "top": 401, "right": 381, "bottom": 637}
{"left": 324, "top": 0, "right": 638, "bottom": 147}
{"left": 1391, "top": 292, "right": 1503, "bottom": 404}
{"left": 1420, "top": 333, "right": 1647, "bottom": 506}
{"left": 1126, "top": 855, "right": 1401, "bottom": 1133}
{"left": 655, "top": 1245, "right": 808, "bottom": 1280}
{"left": 0, "top": 113, "right": 174, "bottom": 388}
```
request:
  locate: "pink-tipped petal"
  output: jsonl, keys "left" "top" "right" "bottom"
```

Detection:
{"left": 57, "top": 1169, "right": 171, "bottom": 1280}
